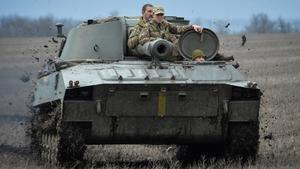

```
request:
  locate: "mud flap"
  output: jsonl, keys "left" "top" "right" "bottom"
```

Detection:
{"left": 229, "top": 100, "right": 260, "bottom": 122}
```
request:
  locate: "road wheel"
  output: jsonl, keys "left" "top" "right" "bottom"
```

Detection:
{"left": 41, "top": 133, "right": 59, "bottom": 164}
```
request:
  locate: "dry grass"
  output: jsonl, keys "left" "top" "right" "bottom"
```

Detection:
{"left": 0, "top": 33, "right": 300, "bottom": 168}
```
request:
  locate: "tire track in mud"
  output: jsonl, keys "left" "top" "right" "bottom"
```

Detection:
{"left": 0, "top": 115, "right": 30, "bottom": 123}
{"left": 0, "top": 145, "right": 30, "bottom": 155}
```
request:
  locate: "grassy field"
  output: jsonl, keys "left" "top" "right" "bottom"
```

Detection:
{"left": 0, "top": 33, "right": 299, "bottom": 168}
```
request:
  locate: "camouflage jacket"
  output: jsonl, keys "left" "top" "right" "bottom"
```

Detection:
{"left": 139, "top": 20, "right": 192, "bottom": 45}
{"left": 127, "top": 17, "right": 148, "bottom": 49}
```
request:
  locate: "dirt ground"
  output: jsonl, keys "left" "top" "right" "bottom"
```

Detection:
{"left": 0, "top": 33, "right": 300, "bottom": 168}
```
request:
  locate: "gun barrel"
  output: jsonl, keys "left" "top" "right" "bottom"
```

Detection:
{"left": 131, "top": 39, "right": 173, "bottom": 58}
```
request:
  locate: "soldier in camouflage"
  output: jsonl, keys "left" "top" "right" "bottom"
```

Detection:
{"left": 138, "top": 6, "right": 203, "bottom": 61}
{"left": 127, "top": 4, "right": 154, "bottom": 49}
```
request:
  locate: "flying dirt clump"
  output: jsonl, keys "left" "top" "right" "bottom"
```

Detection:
{"left": 19, "top": 72, "right": 31, "bottom": 83}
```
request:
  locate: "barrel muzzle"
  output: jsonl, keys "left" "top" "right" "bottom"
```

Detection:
{"left": 149, "top": 39, "right": 173, "bottom": 58}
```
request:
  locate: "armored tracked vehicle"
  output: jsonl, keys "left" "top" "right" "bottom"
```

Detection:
{"left": 31, "top": 16, "right": 261, "bottom": 165}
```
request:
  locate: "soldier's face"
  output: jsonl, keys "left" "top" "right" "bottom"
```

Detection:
{"left": 154, "top": 14, "right": 164, "bottom": 23}
{"left": 143, "top": 7, "right": 153, "bottom": 21}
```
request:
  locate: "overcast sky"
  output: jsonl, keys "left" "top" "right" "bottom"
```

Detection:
{"left": 0, "top": 0, "right": 299, "bottom": 20}
{"left": 1, "top": 0, "right": 299, "bottom": 32}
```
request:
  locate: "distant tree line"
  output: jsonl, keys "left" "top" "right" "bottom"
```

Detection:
{"left": 246, "top": 13, "right": 300, "bottom": 33}
{"left": 0, "top": 13, "right": 299, "bottom": 37}
{"left": 193, "top": 13, "right": 299, "bottom": 35}
{"left": 0, "top": 15, "right": 79, "bottom": 37}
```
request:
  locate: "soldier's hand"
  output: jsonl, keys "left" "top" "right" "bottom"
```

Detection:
{"left": 192, "top": 25, "right": 203, "bottom": 33}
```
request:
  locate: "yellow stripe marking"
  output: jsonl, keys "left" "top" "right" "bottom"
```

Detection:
{"left": 158, "top": 90, "right": 167, "bottom": 117}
